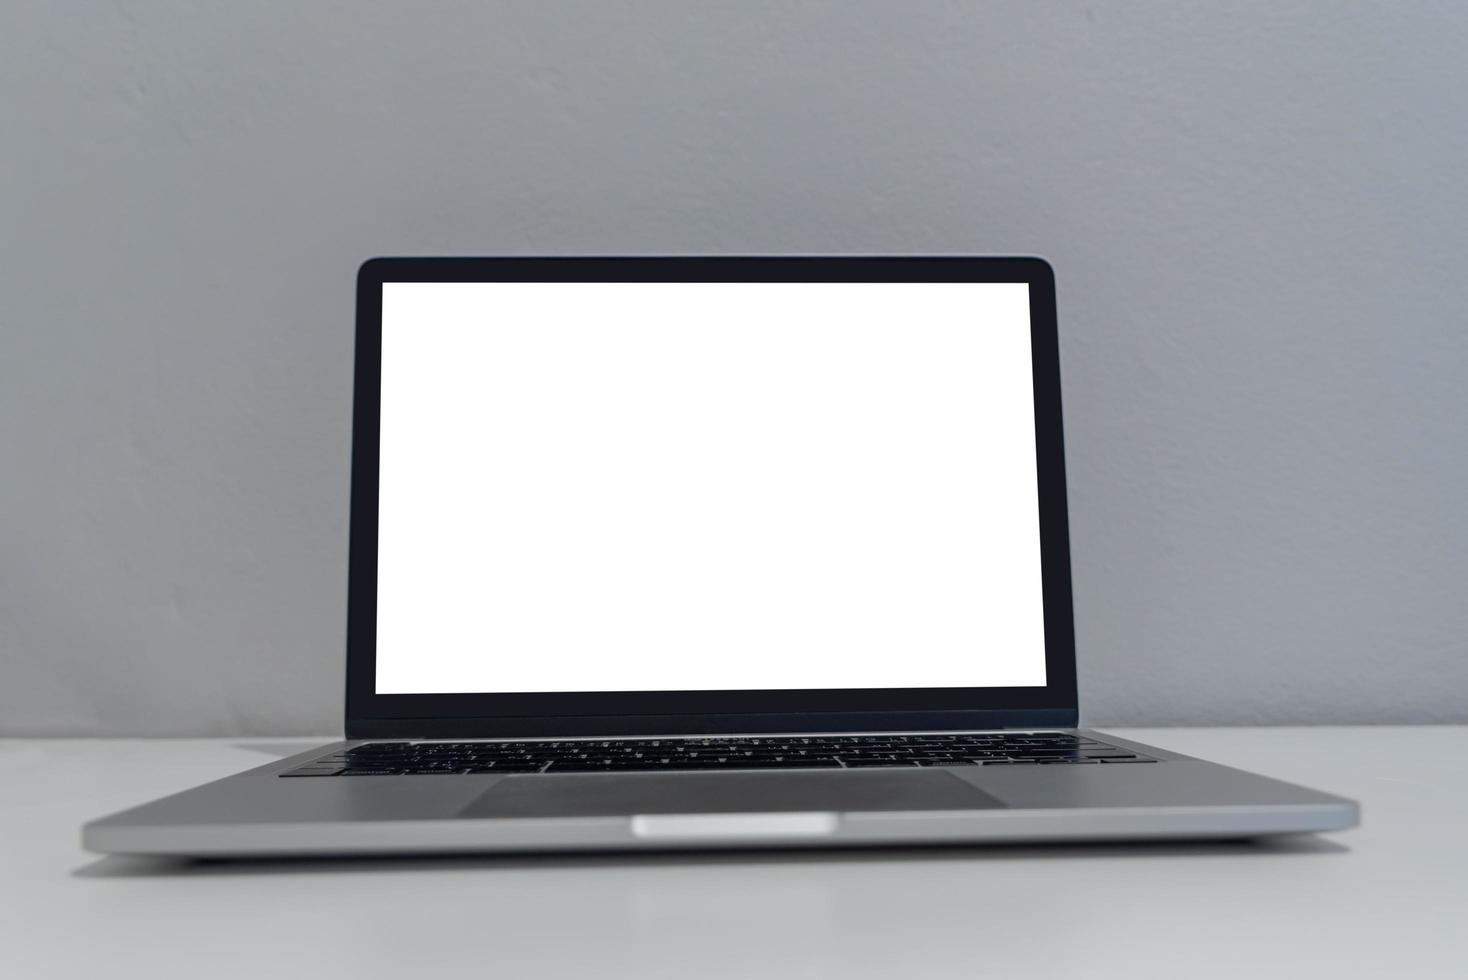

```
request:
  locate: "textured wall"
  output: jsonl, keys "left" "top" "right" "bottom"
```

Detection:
{"left": 3, "top": 2, "right": 1465, "bottom": 735}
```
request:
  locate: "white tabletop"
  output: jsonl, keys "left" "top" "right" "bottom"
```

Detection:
{"left": 3, "top": 727, "right": 1463, "bottom": 979}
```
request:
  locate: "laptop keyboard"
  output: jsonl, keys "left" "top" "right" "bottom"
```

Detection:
{"left": 280, "top": 732, "right": 1155, "bottom": 776}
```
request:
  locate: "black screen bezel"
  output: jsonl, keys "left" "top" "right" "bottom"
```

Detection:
{"left": 346, "top": 256, "right": 1077, "bottom": 738}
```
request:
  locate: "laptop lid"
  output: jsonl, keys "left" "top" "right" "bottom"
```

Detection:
{"left": 346, "top": 257, "right": 1076, "bottom": 739}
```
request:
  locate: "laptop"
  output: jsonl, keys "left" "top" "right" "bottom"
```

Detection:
{"left": 84, "top": 256, "right": 1357, "bottom": 857}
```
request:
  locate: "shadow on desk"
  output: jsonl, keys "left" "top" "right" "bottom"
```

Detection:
{"left": 73, "top": 834, "right": 1346, "bottom": 880}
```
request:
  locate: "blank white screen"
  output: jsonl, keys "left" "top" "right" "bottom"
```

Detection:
{"left": 376, "top": 281, "right": 1046, "bottom": 693}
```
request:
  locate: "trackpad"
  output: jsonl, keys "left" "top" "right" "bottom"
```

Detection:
{"left": 460, "top": 769, "right": 999, "bottom": 819}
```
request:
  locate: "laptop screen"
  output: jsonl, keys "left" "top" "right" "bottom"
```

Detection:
{"left": 374, "top": 280, "right": 1047, "bottom": 695}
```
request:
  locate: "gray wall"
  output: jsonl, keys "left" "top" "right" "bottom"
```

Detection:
{"left": 3, "top": 1, "right": 1465, "bottom": 735}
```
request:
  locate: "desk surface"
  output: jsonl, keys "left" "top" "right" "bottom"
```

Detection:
{"left": 2, "top": 727, "right": 1462, "bottom": 979}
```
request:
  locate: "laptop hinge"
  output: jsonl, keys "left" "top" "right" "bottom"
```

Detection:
{"left": 345, "top": 708, "right": 1079, "bottom": 741}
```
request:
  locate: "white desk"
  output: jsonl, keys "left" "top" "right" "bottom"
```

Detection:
{"left": 2, "top": 727, "right": 1463, "bottom": 978}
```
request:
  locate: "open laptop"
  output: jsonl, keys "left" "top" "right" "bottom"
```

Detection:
{"left": 84, "top": 256, "right": 1357, "bottom": 857}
